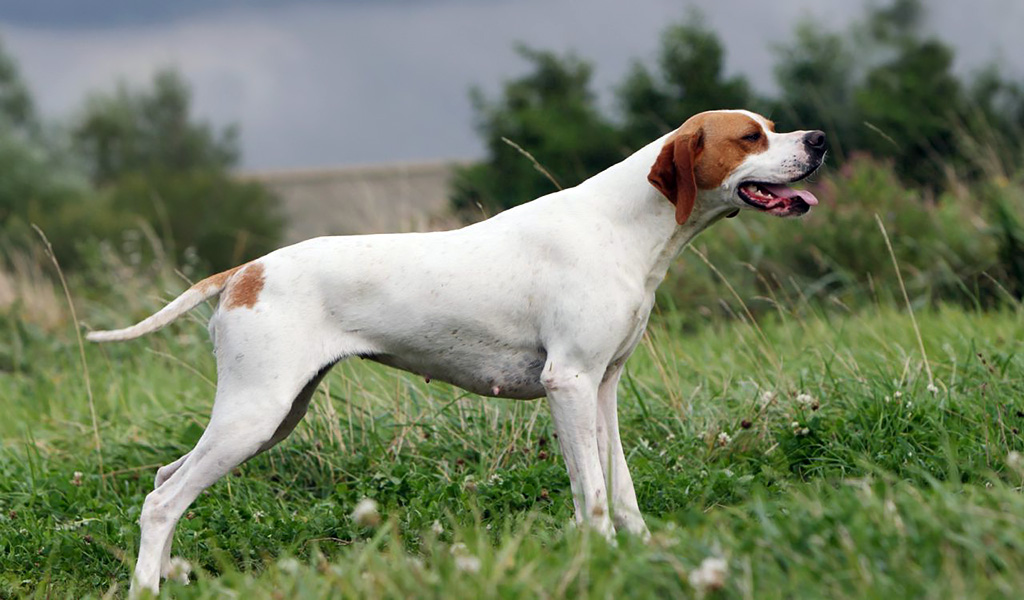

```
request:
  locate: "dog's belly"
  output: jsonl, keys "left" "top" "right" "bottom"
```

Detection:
{"left": 367, "top": 347, "right": 548, "bottom": 400}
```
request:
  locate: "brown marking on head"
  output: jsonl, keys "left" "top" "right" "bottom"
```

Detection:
{"left": 193, "top": 265, "right": 242, "bottom": 294}
{"left": 648, "top": 111, "right": 771, "bottom": 224}
{"left": 223, "top": 262, "right": 266, "bottom": 310}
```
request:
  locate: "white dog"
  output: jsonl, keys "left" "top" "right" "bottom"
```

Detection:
{"left": 88, "top": 109, "right": 825, "bottom": 595}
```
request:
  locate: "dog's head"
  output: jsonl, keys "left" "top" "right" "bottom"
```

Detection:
{"left": 648, "top": 110, "right": 826, "bottom": 224}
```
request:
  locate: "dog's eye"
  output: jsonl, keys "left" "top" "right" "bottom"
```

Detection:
{"left": 742, "top": 132, "right": 762, "bottom": 142}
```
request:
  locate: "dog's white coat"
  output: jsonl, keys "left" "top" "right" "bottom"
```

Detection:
{"left": 88, "top": 109, "right": 823, "bottom": 595}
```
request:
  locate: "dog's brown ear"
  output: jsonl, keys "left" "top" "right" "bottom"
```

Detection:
{"left": 648, "top": 131, "right": 703, "bottom": 225}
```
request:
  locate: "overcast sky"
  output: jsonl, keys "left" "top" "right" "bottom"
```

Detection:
{"left": 2, "top": 0, "right": 1022, "bottom": 170}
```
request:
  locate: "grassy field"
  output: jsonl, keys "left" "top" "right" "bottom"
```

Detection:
{"left": 1, "top": 266, "right": 1024, "bottom": 598}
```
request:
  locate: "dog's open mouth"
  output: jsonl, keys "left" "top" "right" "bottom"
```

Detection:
{"left": 738, "top": 182, "right": 819, "bottom": 217}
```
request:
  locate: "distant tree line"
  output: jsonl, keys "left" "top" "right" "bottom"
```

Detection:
{"left": 0, "top": 47, "right": 281, "bottom": 271}
{"left": 453, "top": 0, "right": 1024, "bottom": 214}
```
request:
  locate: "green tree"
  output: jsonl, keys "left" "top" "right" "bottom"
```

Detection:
{"left": 72, "top": 69, "right": 282, "bottom": 270}
{"left": 618, "top": 14, "right": 755, "bottom": 148}
{"left": 73, "top": 70, "right": 238, "bottom": 184}
{"left": 0, "top": 38, "right": 36, "bottom": 133}
{"left": 0, "top": 37, "right": 106, "bottom": 264}
{"left": 855, "top": 38, "right": 963, "bottom": 183}
{"left": 771, "top": 0, "right": 1024, "bottom": 185}
{"left": 771, "top": 23, "right": 858, "bottom": 159}
{"left": 451, "top": 46, "right": 622, "bottom": 214}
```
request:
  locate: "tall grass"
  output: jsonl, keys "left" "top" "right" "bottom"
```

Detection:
{"left": 0, "top": 249, "right": 63, "bottom": 332}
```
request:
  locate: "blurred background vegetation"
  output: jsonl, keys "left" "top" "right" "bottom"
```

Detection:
{"left": 0, "top": 50, "right": 282, "bottom": 276}
{"left": 1, "top": 0, "right": 1023, "bottom": 342}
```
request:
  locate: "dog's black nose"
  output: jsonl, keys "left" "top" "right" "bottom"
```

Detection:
{"left": 804, "top": 130, "right": 826, "bottom": 151}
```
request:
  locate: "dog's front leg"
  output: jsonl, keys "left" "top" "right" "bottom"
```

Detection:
{"left": 597, "top": 363, "right": 649, "bottom": 539}
{"left": 542, "top": 362, "right": 613, "bottom": 537}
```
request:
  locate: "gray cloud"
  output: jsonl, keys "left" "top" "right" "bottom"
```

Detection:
{"left": 0, "top": 0, "right": 420, "bottom": 29}
{"left": 2, "top": 0, "right": 1020, "bottom": 169}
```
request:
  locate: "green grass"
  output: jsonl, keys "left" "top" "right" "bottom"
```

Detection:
{"left": 1, "top": 292, "right": 1023, "bottom": 598}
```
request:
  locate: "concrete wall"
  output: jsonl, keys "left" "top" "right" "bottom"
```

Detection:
{"left": 243, "top": 160, "right": 465, "bottom": 243}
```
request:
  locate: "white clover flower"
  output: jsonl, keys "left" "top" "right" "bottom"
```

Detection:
{"left": 351, "top": 498, "right": 380, "bottom": 528}
{"left": 277, "top": 557, "right": 301, "bottom": 575}
{"left": 455, "top": 554, "right": 481, "bottom": 573}
{"left": 431, "top": 520, "right": 444, "bottom": 535}
{"left": 70, "top": 471, "right": 83, "bottom": 487}
{"left": 717, "top": 432, "right": 732, "bottom": 447}
{"left": 689, "top": 556, "right": 727, "bottom": 593}
{"left": 927, "top": 383, "right": 939, "bottom": 395}
{"left": 796, "top": 393, "right": 820, "bottom": 411}
{"left": 760, "top": 390, "right": 777, "bottom": 406}
{"left": 450, "top": 542, "right": 482, "bottom": 573}
{"left": 1008, "top": 451, "right": 1023, "bottom": 472}
{"left": 894, "top": 390, "right": 903, "bottom": 399}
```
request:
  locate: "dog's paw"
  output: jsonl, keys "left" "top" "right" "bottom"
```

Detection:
{"left": 163, "top": 557, "right": 192, "bottom": 585}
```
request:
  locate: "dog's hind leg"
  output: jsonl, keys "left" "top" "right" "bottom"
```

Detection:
{"left": 130, "top": 357, "right": 341, "bottom": 597}
{"left": 144, "top": 363, "right": 336, "bottom": 589}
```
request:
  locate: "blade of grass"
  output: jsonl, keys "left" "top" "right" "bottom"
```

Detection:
{"left": 874, "top": 214, "right": 934, "bottom": 386}
{"left": 32, "top": 223, "right": 105, "bottom": 491}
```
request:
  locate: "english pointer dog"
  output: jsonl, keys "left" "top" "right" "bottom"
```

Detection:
{"left": 88, "top": 109, "right": 826, "bottom": 595}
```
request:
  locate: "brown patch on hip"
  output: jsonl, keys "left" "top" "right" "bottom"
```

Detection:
{"left": 223, "top": 262, "right": 266, "bottom": 309}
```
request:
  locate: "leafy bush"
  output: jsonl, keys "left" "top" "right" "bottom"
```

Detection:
{"left": 106, "top": 167, "right": 282, "bottom": 271}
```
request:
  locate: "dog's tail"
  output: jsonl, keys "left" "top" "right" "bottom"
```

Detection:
{"left": 86, "top": 266, "right": 241, "bottom": 343}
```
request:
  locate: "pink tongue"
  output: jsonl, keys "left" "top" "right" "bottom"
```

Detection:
{"left": 761, "top": 183, "right": 818, "bottom": 206}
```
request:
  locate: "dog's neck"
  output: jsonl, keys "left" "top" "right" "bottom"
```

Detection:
{"left": 579, "top": 134, "right": 735, "bottom": 294}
